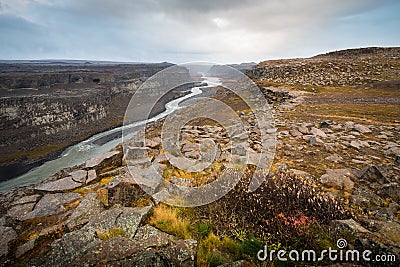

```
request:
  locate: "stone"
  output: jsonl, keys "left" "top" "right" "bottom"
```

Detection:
{"left": 7, "top": 202, "right": 36, "bottom": 220}
{"left": 325, "top": 154, "right": 343, "bottom": 162}
{"left": 22, "top": 193, "right": 80, "bottom": 220}
{"left": 12, "top": 194, "right": 40, "bottom": 206}
{"left": 167, "top": 153, "right": 195, "bottom": 170}
{"left": 85, "top": 150, "right": 122, "bottom": 170}
{"left": 86, "top": 169, "right": 97, "bottom": 184}
{"left": 297, "top": 125, "right": 309, "bottom": 134}
{"left": 309, "top": 136, "right": 323, "bottom": 145}
{"left": 125, "top": 147, "right": 149, "bottom": 160}
{"left": 232, "top": 142, "right": 249, "bottom": 156}
{"left": 45, "top": 206, "right": 150, "bottom": 266}
{"left": 35, "top": 176, "right": 82, "bottom": 192}
{"left": 310, "top": 127, "right": 327, "bottom": 138}
{"left": 354, "top": 124, "right": 372, "bottom": 134}
{"left": 0, "top": 226, "right": 17, "bottom": 257}
{"left": 16, "top": 237, "right": 37, "bottom": 258}
{"left": 69, "top": 170, "right": 87, "bottom": 183}
{"left": 320, "top": 169, "right": 355, "bottom": 189}
{"left": 145, "top": 138, "right": 161, "bottom": 148}
{"left": 356, "top": 165, "right": 389, "bottom": 184}
{"left": 187, "top": 162, "right": 212, "bottom": 172}
{"left": 76, "top": 236, "right": 146, "bottom": 265}
{"left": 108, "top": 179, "right": 153, "bottom": 207}
{"left": 181, "top": 141, "right": 198, "bottom": 153}
{"left": 45, "top": 227, "right": 102, "bottom": 266}
{"left": 65, "top": 192, "right": 105, "bottom": 231}
{"left": 349, "top": 139, "right": 369, "bottom": 150}
{"left": 344, "top": 121, "right": 355, "bottom": 131}
{"left": 319, "top": 121, "right": 331, "bottom": 128}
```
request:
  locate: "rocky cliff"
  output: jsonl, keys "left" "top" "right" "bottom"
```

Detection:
{"left": 0, "top": 62, "right": 172, "bottom": 181}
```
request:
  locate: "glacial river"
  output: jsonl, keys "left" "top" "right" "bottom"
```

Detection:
{"left": 0, "top": 76, "right": 221, "bottom": 192}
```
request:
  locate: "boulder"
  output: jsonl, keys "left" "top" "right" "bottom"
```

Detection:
{"left": 65, "top": 192, "right": 105, "bottom": 231}
{"left": 354, "top": 124, "right": 372, "bottom": 134}
{"left": 310, "top": 127, "right": 327, "bottom": 138}
{"left": 320, "top": 169, "right": 355, "bottom": 190}
{"left": 349, "top": 139, "right": 369, "bottom": 150}
{"left": 356, "top": 165, "right": 389, "bottom": 184}
{"left": 309, "top": 136, "right": 324, "bottom": 145}
{"left": 44, "top": 206, "right": 152, "bottom": 266}
{"left": 344, "top": 121, "right": 355, "bottom": 131}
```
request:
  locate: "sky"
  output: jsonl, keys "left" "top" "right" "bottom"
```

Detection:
{"left": 0, "top": 0, "right": 399, "bottom": 64}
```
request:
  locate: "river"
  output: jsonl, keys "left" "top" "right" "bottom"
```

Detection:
{"left": 0, "top": 76, "right": 221, "bottom": 192}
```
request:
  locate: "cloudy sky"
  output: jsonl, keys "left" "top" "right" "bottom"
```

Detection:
{"left": 0, "top": 0, "right": 399, "bottom": 63}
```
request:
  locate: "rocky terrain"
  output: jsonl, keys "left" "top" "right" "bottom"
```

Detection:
{"left": 0, "top": 62, "right": 180, "bottom": 181}
{"left": 0, "top": 47, "right": 399, "bottom": 266}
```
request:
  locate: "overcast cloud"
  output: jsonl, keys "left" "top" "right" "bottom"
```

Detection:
{"left": 0, "top": 0, "right": 399, "bottom": 63}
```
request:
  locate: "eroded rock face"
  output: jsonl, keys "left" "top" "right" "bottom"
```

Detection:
{"left": 34, "top": 177, "right": 82, "bottom": 192}
{"left": 0, "top": 62, "right": 172, "bottom": 182}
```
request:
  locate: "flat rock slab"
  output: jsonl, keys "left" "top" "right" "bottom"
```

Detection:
{"left": 22, "top": 193, "right": 80, "bottom": 220}
{"left": 12, "top": 194, "right": 41, "bottom": 206}
{"left": 85, "top": 150, "right": 122, "bottom": 170}
{"left": 65, "top": 192, "right": 105, "bottom": 231}
{"left": 35, "top": 177, "right": 82, "bottom": 192}
{"left": 7, "top": 202, "right": 36, "bottom": 220}
{"left": 69, "top": 170, "right": 87, "bottom": 183}
{"left": 0, "top": 226, "right": 17, "bottom": 257}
